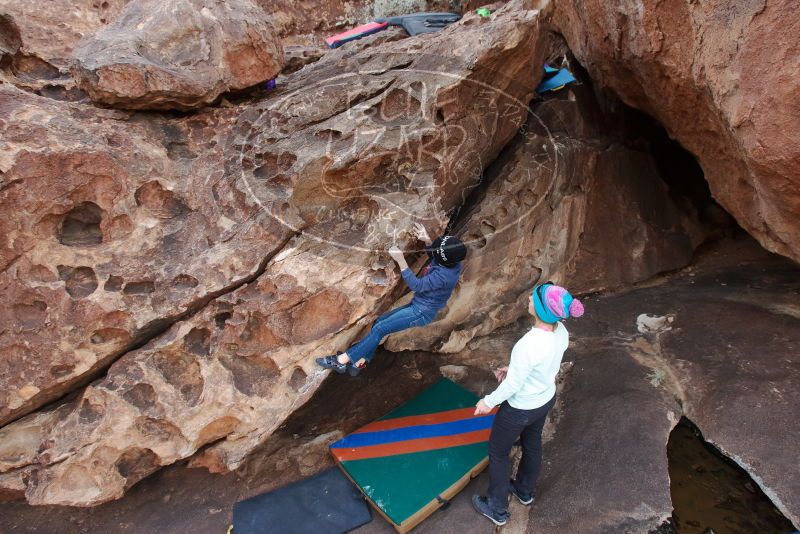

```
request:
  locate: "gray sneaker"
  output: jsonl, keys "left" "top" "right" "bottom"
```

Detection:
{"left": 510, "top": 480, "right": 534, "bottom": 505}
{"left": 315, "top": 353, "right": 347, "bottom": 374}
{"left": 471, "top": 494, "right": 508, "bottom": 526}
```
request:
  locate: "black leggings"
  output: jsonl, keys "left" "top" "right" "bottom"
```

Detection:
{"left": 486, "top": 396, "right": 555, "bottom": 513}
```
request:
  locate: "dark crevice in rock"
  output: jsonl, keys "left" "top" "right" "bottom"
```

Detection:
{"left": 619, "top": 107, "right": 743, "bottom": 243}
{"left": 667, "top": 417, "right": 797, "bottom": 533}
{"left": 562, "top": 46, "right": 747, "bottom": 256}
{"left": 546, "top": 43, "right": 743, "bottom": 250}
{"left": 9, "top": 54, "right": 62, "bottom": 81}
{"left": 365, "top": 59, "right": 414, "bottom": 76}
{"left": 0, "top": 14, "right": 22, "bottom": 55}
{"left": 446, "top": 52, "right": 593, "bottom": 237}
{"left": 446, "top": 107, "right": 535, "bottom": 236}
{"left": 0, "top": 230, "right": 302, "bottom": 430}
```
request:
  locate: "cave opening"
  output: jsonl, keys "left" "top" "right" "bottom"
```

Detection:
{"left": 617, "top": 104, "right": 745, "bottom": 246}
{"left": 666, "top": 417, "right": 797, "bottom": 533}
{"left": 447, "top": 50, "right": 748, "bottom": 261}
{"left": 564, "top": 45, "right": 748, "bottom": 255}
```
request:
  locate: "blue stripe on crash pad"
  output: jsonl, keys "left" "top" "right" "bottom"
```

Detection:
{"left": 331, "top": 414, "right": 495, "bottom": 449}
{"left": 536, "top": 68, "right": 577, "bottom": 93}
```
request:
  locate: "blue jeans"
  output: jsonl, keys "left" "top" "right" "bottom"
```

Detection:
{"left": 487, "top": 396, "right": 556, "bottom": 514}
{"left": 346, "top": 303, "right": 436, "bottom": 363}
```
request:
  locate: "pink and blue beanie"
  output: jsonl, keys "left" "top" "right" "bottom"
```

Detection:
{"left": 532, "top": 282, "right": 584, "bottom": 323}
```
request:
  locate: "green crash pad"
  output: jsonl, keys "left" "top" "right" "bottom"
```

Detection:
{"left": 330, "top": 378, "right": 496, "bottom": 533}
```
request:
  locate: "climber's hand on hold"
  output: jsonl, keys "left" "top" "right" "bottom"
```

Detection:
{"left": 412, "top": 222, "right": 432, "bottom": 245}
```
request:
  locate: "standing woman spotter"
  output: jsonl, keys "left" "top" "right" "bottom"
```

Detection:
{"left": 316, "top": 223, "right": 466, "bottom": 376}
{"left": 472, "top": 282, "right": 584, "bottom": 526}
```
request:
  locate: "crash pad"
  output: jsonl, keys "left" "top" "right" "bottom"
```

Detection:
{"left": 326, "top": 12, "right": 460, "bottom": 48}
{"left": 232, "top": 467, "right": 372, "bottom": 534}
{"left": 330, "top": 378, "right": 496, "bottom": 533}
{"left": 326, "top": 21, "right": 389, "bottom": 48}
{"left": 536, "top": 67, "right": 577, "bottom": 93}
{"left": 381, "top": 13, "right": 461, "bottom": 36}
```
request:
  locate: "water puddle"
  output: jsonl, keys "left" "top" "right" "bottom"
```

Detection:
{"left": 667, "top": 418, "right": 796, "bottom": 533}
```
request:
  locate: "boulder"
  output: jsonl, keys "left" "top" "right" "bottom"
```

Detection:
{"left": 0, "top": 0, "right": 129, "bottom": 98}
{"left": 550, "top": 0, "right": 800, "bottom": 263}
{"left": 0, "top": 238, "right": 794, "bottom": 533}
{"left": 0, "top": 0, "right": 129, "bottom": 70}
{"left": 387, "top": 79, "right": 704, "bottom": 353}
{"left": 0, "top": 1, "right": 548, "bottom": 505}
{"left": 0, "top": 86, "right": 291, "bottom": 427}
{"left": 70, "top": 0, "right": 284, "bottom": 110}
{"left": 533, "top": 342, "right": 677, "bottom": 532}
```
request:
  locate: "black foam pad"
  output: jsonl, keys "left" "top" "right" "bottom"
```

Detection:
{"left": 233, "top": 467, "right": 371, "bottom": 534}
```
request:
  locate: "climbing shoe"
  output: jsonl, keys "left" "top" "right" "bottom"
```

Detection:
{"left": 471, "top": 494, "right": 508, "bottom": 526}
{"left": 315, "top": 353, "right": 347, "bottom": 374}
{"left": 347, "top": 360, "right": 366, "bottom": 377}
{"left": 510, "top": 480, "right": 534, "bottom": 505}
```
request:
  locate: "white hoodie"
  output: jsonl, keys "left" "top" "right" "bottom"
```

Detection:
{"left": 482, "top": 322, "right": 569, "bottom": 410}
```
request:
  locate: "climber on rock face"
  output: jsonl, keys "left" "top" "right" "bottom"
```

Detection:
{"left": 472, "top": 282, "right": 584, "bottom": 527}
{"left": 315, "top": 223, "right": 466, "bottom": 376}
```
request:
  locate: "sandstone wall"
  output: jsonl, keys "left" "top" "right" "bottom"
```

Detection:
{"left": 387, "top": 77, "right": 705, "bottom": 353}
{"left": 551, "top": 0, "right": 800, "bottom": 263}
{"left": 71, "top": 0, "right": 285, "bottom": 110}
{"left": 0, "top": 3, "right": 549, "bottom": 505}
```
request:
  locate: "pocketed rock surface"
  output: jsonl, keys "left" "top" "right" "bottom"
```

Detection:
{"left": 0, "top": 1, "right": 549, "bottom": 506}
{"left": 0, "top": 0, "right": 798, "bottom": 521}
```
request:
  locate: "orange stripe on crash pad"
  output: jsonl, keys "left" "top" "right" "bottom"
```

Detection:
{"left": 332, "top": 428, "right": 491, "bottom": 462}
{"left": 353, "top": 407, "right": 498, "bottom": 434}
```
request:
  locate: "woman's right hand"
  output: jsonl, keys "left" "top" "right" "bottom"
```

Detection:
{"left": 494, "top": 366, "right": 508, "bottom": 382}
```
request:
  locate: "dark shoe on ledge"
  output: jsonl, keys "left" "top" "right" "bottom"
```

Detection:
{"left": 315, "top": 353, "right": 347, "bottom": 374}
{"left": 471, "top": 494, "right": 508, "bottom": 526}
{"left": 510, "top": 480, "right": 534, "bottom": 505}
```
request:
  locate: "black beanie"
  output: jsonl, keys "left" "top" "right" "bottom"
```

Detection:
{"left": 428, "top": 236, "right": 467, "bottom": 267}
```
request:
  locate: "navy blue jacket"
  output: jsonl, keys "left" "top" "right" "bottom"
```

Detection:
{"left": 401, "top": 261, "right": 463, "bottom": 312}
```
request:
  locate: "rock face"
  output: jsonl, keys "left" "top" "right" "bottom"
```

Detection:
{"left": 551, "top": 0, "right": 800, "bottom": 263}
{"left": 0, "top": 86, "right": 292, "bottom": 428}
{"left": 1, "top": 240, "right": 795, "bottom": 532}
{"left": 552, "top": 244, "right": 800, "bottom": 529}
{"left": 0, "top": 0, "right": 129, "bottom": 70}
{"left": 534, "top": 340, "right": 677, "bottom": 532}
{"left": 0, "top": 2, "right": 548, "bottom": 505}
{"left": 1, "top": 0, "right": 796, "bottom": 519}
{"left": 259, "top": 0, "right": 454, "bottom": 46}
{"left": 70, "top": 0, "right": 284, "bottom": 110}
{"left": 387, "top": 76, "right": 705, "bottom": 353}
{"left": 0, "top": 0, "right": 129, "bottom": 99}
